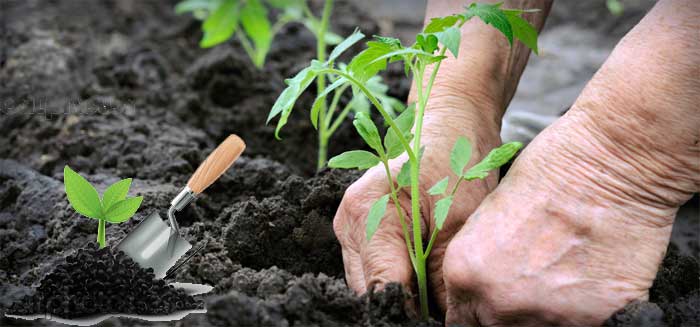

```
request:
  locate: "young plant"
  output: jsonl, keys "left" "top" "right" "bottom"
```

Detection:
{"left": 267, "top": 28, "right": 404, "bottom": 170}
{"left": 267, "top": 2, "right": 539, "bottom": 319}
{"left": 64, "top": 165, "right": 143, "bottom": 249}
{"left": 176, "top": 0, "right": 344, "bottom": 68}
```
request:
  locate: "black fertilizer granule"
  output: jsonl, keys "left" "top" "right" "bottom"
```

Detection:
{"left": 7, "top": 243, "right": 203, "bottom": 318}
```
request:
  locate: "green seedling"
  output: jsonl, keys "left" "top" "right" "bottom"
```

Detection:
{"left": 64, "top": 165, "right": 143, "bottom": 249}
{"left": 267, "top": 2, "right": 538, "bottom": 319}
{"left": 268, "top": 27, "right": 404, "bottom": 170}
{"left": 176, "top": 0, "right": 344, "bottom": 68}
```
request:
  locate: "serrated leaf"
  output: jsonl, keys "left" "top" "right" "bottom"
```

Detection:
{"left": 328, "top": 29, "right": 365, "bottom": 63}
{"left": 348, "top": 41, "right": 394, "bottom": 82}
{"left": 353, "top": 112, "right": 383, "bottom": 155}
{"left": 416, "top": 33, "right": 439, "bottom": 53}
{"left": 103, "top": 196, "right": 143, "bottom": 223}
{"left": 64, "top": 165, "right": 103, "bottom": 220}
{"left": 428, "top": 177, "right": 449, "bottom": 195}
{"left": 504, "top": 10, "right": 539, "bottom": 54}
{"left": 424, "top": 15, "right": 460, "bottom": 33}
{"left": 200, "top": 0, "right": 240, "bottom": 48}
{"left": 102, "top": 178, "right": 132, "bottom": 212}
{"left": 463, "top": 142, "right": 523, "bottom": 180}
{"left": 463, "top": 2, "right": 513, "bottom": 45}
{"left": 397, "top": 161, "right": 411, "bottom": 188}
{"left": 328, "top": 150, "right": 380, "bottom": 170}
{"left": 435, "top": 26, "right": 461, "bottom": 57}
{"left": 366, "top": 194, "right": 390, "bottom": 241}
{"left": 267, "top": 65, "right": 319, "bottom": 138}
{"left": 240, "top": 0, "right": 272, "bottom": 66}
{"left": 373, "top": 35, "right": 402, "bottom": 48}
{"left": 450, "top": 136, "right": 472, "bottom": 176}
{"left": 434, "top": 196, "right": 453, "bottom": 230}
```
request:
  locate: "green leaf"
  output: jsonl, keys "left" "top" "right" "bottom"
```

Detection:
{"left": 347, "top": 41, "right": 394, "bottom": 82}
{"left": 368, "top": 47, "right": 437, "bottom": 66}
{"left": 424, "top": 15, "right": 460, "bottom": 33}
{"left": 353, "top": 112, "right": 384, "bottom": 155}
{"left": 328, "top": 29, "right": 365, "bottom": 63}
{"left": 200, "top": 0, "right": 240, "bottom": 48}
{"left": 450, "top": 136, "right": 472, "bottom": 176}
{"left": 175, "top": 0, "right": 221, "bottom": 14}
{"left": 463, "top": 142, "right": 523, "bottom": 180}
{"left": 435, "top": 26, "right": 461, "bottom": 57}
{"left": 103, "top": 196, "right": 143, "bottom": 223}
{"left": 504, "top": 10, "right": 539, "bottom": 54}
{"left": 384, "top": 105, "right": 415, "bottom": 159}
{"left": 397, "top": 161, "right": 411, "bottom": 188}
{"left": 64, "top": 165, "right": 103, "bottom": 220}
{"left": 102, "top": 178, "right": 132, "bottom": 212}
{"left": 373, "top": 35, "right": 402, "bottom": 48}
{"left": 328, "top": 150, "right": 380, "bottom": 169}
{"left": 366, "top": 194, "right": 390, "bottom": 241}
{"left": 434, "top": 196, "right": 453, "bottom": 230}
{"left": 267, "top": 65, "right": 319, "bottom": 138}
{"left": 416, "top": 33, "right": 439, "bottom": 53}
{"left": 428, "top": 177, "right": 449, "bottom": 195}
{"left": 324, "top": 31, "right": 343, "bottom": 45}
{"left": 240, "top": 0, "right": 272, "bottom": 65}
{"left": 463, "top": 2, "right": 513, "bottom": 45}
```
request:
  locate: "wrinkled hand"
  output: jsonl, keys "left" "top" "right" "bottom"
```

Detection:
{"left": 333, "top": 97, "right": 502, "bottom": 310}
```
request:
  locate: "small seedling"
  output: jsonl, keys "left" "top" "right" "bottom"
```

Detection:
{"left": 268, "top": 28, "right": 404, "bottom": 170}
{"left": 267, "top": 2, "right": 539, "bottom": 319}
{"left": 176, "top": 0, "right": 344, "bottom": 68}
{"left": 64, "top": 165, "right": 143, "bottom": 249}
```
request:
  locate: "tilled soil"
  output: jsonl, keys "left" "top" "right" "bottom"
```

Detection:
{"left": 1, "top": 0, "right": 698, "bottom": 326}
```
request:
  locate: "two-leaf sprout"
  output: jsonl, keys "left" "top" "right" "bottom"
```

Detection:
{"left": 64, "top": 165, "right": 143, "bottom": 249}
{"left": 267, "top": 2, "right": 539, "bottom": 319}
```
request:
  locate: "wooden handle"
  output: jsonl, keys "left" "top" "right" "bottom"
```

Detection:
{"left": 187, "top": 134, "right": 245, "bottom": 194}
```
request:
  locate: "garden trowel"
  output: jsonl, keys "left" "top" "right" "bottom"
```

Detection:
{"left": 117, "top": 134, "right": 246, "bottom": 279}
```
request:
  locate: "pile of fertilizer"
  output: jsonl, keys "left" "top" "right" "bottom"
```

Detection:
{"left": 8, "top": 243, "right": 202, "bottom": 318}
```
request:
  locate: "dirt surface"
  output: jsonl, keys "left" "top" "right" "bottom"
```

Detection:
{"left": 7, "top": 243, "right": 202, "bottom": 318}
{"left": 1, "top": 0, "right": 698, "bottom": 326}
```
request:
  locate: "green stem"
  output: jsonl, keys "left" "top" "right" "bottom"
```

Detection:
{"left": 411, "top": 64, "right": 429, "bottom": 319}
{"left": 381, "top": 159, "right": 417, "bottom": 269}
{"left": 327, "top": 101, "right": 352, "bottom": 136}
{"left": 97, "top": 219, "right": 106, "bottom": 249}
{"left": 314, "top": 0, "right": 333, "bottom": 170}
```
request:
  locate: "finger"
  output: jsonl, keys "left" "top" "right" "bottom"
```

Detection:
{"left": 359, "top": 205, "right": 415, "bottom": 292}
{"left": 333, "top": 196, "right": 367, "bottom": 294}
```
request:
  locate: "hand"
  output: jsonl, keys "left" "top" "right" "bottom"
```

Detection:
{"left": 333, "top": 95, "right": 503, "bottom": 310}
{"left": 443, "top": 1, "right": 699, "bottom": 323}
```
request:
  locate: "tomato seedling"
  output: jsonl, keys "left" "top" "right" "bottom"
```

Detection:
{"left": 64, "top": 165, "right": 143, "bottom": 248}
{"left": 177, "top": 0, "right": 343, "bottom": 68}
{"left": 267, "top": 2, "right": 539, "bottom": 319}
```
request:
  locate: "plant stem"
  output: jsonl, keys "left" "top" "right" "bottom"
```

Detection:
{"left": 411, "top": 63, "right": 429, "bottom": 319}
{"left": 381, "top": 159, "right": 417, "bottom": 269}
{"left": 314, "top": 0, "right": 333, "bottom": 170}
{"left": 97, "top": 219, "right": 106, "bottom": 249}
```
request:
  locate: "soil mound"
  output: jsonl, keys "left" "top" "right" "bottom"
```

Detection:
{"left": 8, "top": 243, "right": 202, "bottom": 318}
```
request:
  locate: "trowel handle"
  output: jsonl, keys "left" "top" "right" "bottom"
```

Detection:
{"left": 187, "top": 134, "right": 246, "bottom": 195}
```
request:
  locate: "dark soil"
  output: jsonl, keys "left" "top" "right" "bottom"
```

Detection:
{"left": 1, "top": 0, "right": 698, "bottom": 326}
{"left": 7, "top": 243, "right": 202, "bottom": 318}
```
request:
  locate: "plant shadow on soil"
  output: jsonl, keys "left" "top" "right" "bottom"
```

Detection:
{"left": 0, "top": 0, "right": 698, "bottom": 326}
